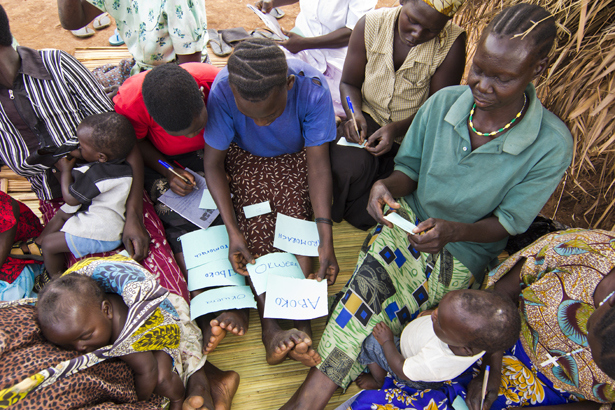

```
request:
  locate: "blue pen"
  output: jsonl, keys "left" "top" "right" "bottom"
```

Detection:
{"left": 346, "top": 96, "right": 363, "bottom": 145}
{"left": 158, "top": 159, "right": 198, "bottom": 190}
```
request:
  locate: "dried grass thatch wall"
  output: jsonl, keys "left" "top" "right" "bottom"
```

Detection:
{"left": 453, "top": 0, "right": 615, "bottom": 229}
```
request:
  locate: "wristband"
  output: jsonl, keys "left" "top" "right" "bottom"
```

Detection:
{"left": 315, "top": 217, "right": 333, "bottom": 225}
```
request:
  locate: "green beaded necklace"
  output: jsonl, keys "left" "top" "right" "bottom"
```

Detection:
{"left": 468, "top": 93, "right": 527, "bottom": 137}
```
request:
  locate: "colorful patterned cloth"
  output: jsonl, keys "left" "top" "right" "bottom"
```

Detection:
{"left": 485, "top": 229, "right": 615, "bottom": 406}
{"left": 0, "top": 191, "right": 43, "bottom": 284}
{"left": 350, "top": 365, "right": 476, "bottom": 410}
{"left": 420, "top": 0, "right": 465, "bottom": 17}
{"left": 317, "top": 199, "right": 473, "bottom": 389}
{"left": 0, "top": 255, "right": 205, "bottom": 407}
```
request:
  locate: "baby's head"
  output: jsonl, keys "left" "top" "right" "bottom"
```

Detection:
{"left": 73, "top": 112, "right": 136, "bottom": 163}
{"left": 431, "top": 289, "right": 520, "bottom": 355}
{"left": 37, "top": 273, "right": 114, "bottom": 353}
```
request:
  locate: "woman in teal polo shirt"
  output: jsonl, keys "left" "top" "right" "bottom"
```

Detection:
{"left": 282, "top": 4, "right": 573, "bottom": 409}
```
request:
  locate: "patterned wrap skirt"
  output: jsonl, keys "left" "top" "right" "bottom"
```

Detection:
{"left": 224, "top": 143, "right": 312, "bottom": 257}
{"left": 316, "top": 199, "right": 473, "bottom": 389}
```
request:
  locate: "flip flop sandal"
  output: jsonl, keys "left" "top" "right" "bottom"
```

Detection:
{"left": 207, "top": 29, "right": 232, "bottom": 57}
{"left": 10, "top": 238, "right": 43, "bottom": 261}
{"left": 33, "top": 269, "right": 52, "bottom": 293}
{"left": 250, "top": 28, "right": 284, "bottom": 41}
{"left": 71, "top": 26, "right": 95, "bottom": 38}
{"left": 93, "top": 13, "right": 111, "bottom": 30}
{"left": 271, "top": 7, "right": 285, "bottom": 19}
{"left": 109, "top": 29, "right": 125, "bottom": 46}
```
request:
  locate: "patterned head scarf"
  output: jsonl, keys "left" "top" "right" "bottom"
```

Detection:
{"left": 420, "top": 0, "right": 465, "bottom": 17}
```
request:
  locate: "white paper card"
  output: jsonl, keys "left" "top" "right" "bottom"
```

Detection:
{"left": 247, "top": 252, "right": 304, "bottom": 295}
{"left": 337, "top": 137, "right": 366, "bottom": 149}
{"left": 246, "top": 4, "right": 288, "bottom": 39}
{"left": 188, "top": 258, "right": 245, "bottom": 291}
{"left": 190, "top": 285, "right": 256, "bottom": 321}
{"left": 199, "top": 189, "right": 217, "bottom": 209}
{"left": 273, "top": 213, "right": 319, "bottom": 257}
{"left": 384, "top": 213, "right": 418, "bottom": 234}
{"left": 244, "top": 201, "right": 272, "bottom": 219}
{"left": 263, "top": 276, "right": 328, "bottom": 320}
{"left": 180, "top": 225, "right": 229, "bottom": 270}
{"left": 159, "top": 168, "right": 219, "bottom": 229}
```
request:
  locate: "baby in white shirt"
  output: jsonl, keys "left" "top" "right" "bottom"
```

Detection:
{"left": 356, "top": 289, "right": 520, "bottom": 389}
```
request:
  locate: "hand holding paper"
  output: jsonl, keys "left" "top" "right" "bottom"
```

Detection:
{"left": 229, "top": 230, "right": 255, "bottom": 275}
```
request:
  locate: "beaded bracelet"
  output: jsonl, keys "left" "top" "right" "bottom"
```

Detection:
{"left": 315, "top": 218, "right": 333, "bottom": 225}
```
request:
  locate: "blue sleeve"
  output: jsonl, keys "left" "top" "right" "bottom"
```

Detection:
{"left": 302, "top": 79, "right": 336, "bottom": 147}
{"left": 203, "top": 79, "right": 236, "bottom": 151}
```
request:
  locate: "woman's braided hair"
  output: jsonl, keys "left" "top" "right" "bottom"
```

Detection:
{"left": 488, "top": 4, "right": 556, "bottom": 61}
{"left": 227, "top": 38, "right": 288, "bottom": 102}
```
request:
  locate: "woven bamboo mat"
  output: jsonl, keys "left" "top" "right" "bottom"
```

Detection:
{"left": 74, "top": 46, "right": 230, "bottom": 71}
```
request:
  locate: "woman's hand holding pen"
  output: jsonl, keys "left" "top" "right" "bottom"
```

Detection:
{"left": 167, "top": 168, "right": 197, "bottom": 196}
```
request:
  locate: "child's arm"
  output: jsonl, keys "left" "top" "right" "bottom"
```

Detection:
{"left": 55, "top": 157, "right": 81, "bottom": 206}
{"left": 372, "top": 322, "right": 411, "bottom": 381}
{"left": 121, "top": 351, "right": 159, "bottom": 401}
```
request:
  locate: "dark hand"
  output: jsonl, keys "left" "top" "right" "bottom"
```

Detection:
{"left": 122, "top": 214, "right": 150, "bottom": 261}
{"left": 407, "top": 218, "right": 456, "bottom": 254}
{"left": 342, "top": 112, "right": 368, "bottom": 144}
{"left": 104, "top": 85, "right": 120, "bottom": 99}
{"left": 466, "top": 369, "right": 500, "bottom": 410}
{"left": 254, "top": 0, "right": 273, "bottom": 13}
{"left": 228, "top": 231, "right": 255, "bottom": 276}
{"left": 365, "top": 124, "right": 395, "bottom": 157}
{"left": 55, "top": 156, "right": 76, "bottom": 173}
{"left": 372, "top": 322, "right": 394, "bottom": 346}
{"left": 278, "top": 31, "right": 307, "bottom": 54}
{"left": 367, "top": 180, "right": 400, "bottom": 225}
{"left": 308, "top": 243, "right": 339, "bottom": 285}
{"left": 167, "top": 168, "right": 196, "bottom": 196}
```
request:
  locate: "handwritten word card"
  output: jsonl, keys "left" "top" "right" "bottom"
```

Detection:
{"left": 273, "top": 213, "right": 319, "bottom": 257}
{"left": 244, "top": 201, "right": 272, "bottom": 219}
{"left": 180, "top": 225, "right": 229, "bottom": 270}
{"left": 263, "top": 276, "right": 327, "bottom": 320}
{"left": 190, "top": 285, "right": 256, "bottom": 321}
{"left": 188, "top": 258, "right": 245, "bottom": 291}
{"left": 247, "top": 253, "right": 304, "bottom": 295}
{"left": 384, "top": 212, "right": 418, "bottom": 234}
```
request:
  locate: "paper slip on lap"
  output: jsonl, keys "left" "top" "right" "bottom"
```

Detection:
{"left": 207, "top": 29, "right": 232, "bottom": 57}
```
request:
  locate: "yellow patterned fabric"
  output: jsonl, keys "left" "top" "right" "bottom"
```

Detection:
{"left": 420, "top": 0, "right": 464, "bottom": 17}
{"left": 486, "top": 229, "right": 615, "bottom": 403}
{"left": 361, "top": 7, "right": 464, "bottom": 143}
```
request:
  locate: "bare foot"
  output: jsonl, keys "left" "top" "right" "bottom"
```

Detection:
{"left": 184, "top": 368, "right": 213, "bottom": 410}
{"left": 356, "top": 373, "right": 383, "bottom": 390}
{"left": 207, "top": 363, "right": 240, "bottom": 410}
{"left": 288, "top": 339, "right": 321, "bottom": 367}
{"left": 203, "top": 310, "right": 249, "bottom": 354}
{"left": 263, "top": 328, "right": 310, "bottom": 365}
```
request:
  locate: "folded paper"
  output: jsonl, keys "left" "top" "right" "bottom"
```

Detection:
{"left": 244, "top": 201, "right": 272, "bottom": 219}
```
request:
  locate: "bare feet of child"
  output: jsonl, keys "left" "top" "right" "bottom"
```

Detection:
{"left": 183, "top": 362, "right": 240, "bottom": 410}
{"left": 288, "top": 340, "right": 321, "bottom": 367}
{"left": 202, "top": 310, "right": 249, "bottom": 354}
{"left": 355, "top": 373, "right": 383, "bottom": 390}
{"left": 263, "top": 328, "right": 311, "bottom": 365}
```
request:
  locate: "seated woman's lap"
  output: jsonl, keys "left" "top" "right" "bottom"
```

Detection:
{"left": 316, "top": 199, "right": 473, "bottom": 389}
{"left": 143, "top": 149, "right": 208, "bottom": 255}
{"left": 39, "top": 192, "right": 189, "bottom": 302}
{"left": 330, "top": 113, "right": 399, "bottom": 230}
{"left": 225, "top": 143, "right": 311, "bottom": 257}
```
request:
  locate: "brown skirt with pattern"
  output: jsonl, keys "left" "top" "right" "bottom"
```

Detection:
{"left": 225, "top": 143, "right": 312, "bottom": 257}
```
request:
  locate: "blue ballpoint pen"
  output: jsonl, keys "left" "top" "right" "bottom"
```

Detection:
{"left": 158, "top": 159, "right": 198, "bottom": 190}
{"left": 346, "top": 96, "right": 364, "bottom": 145}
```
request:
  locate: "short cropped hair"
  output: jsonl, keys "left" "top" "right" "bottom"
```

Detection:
{"left": 79, "top": 112, "right": 136, "bottom": 160}
{"left": 593, "top": 305, "right": 615, "bottom": 379}
{"left": 37, "top": 273, "right": 105, "bottom": 329}
{"left": 142, "top": 63, "right": 205, "bottom": 132}
{"left": 488, "top": 4, "right": 557, "bottom": 61}
{"left": 0, "top": 5, "right": 13, "bottom": 47}
{"left": 457, "top": 290, "right": 521, "bottom": 353}
{"left": 227, "top": 38, "right": 288, "bottom": 102}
